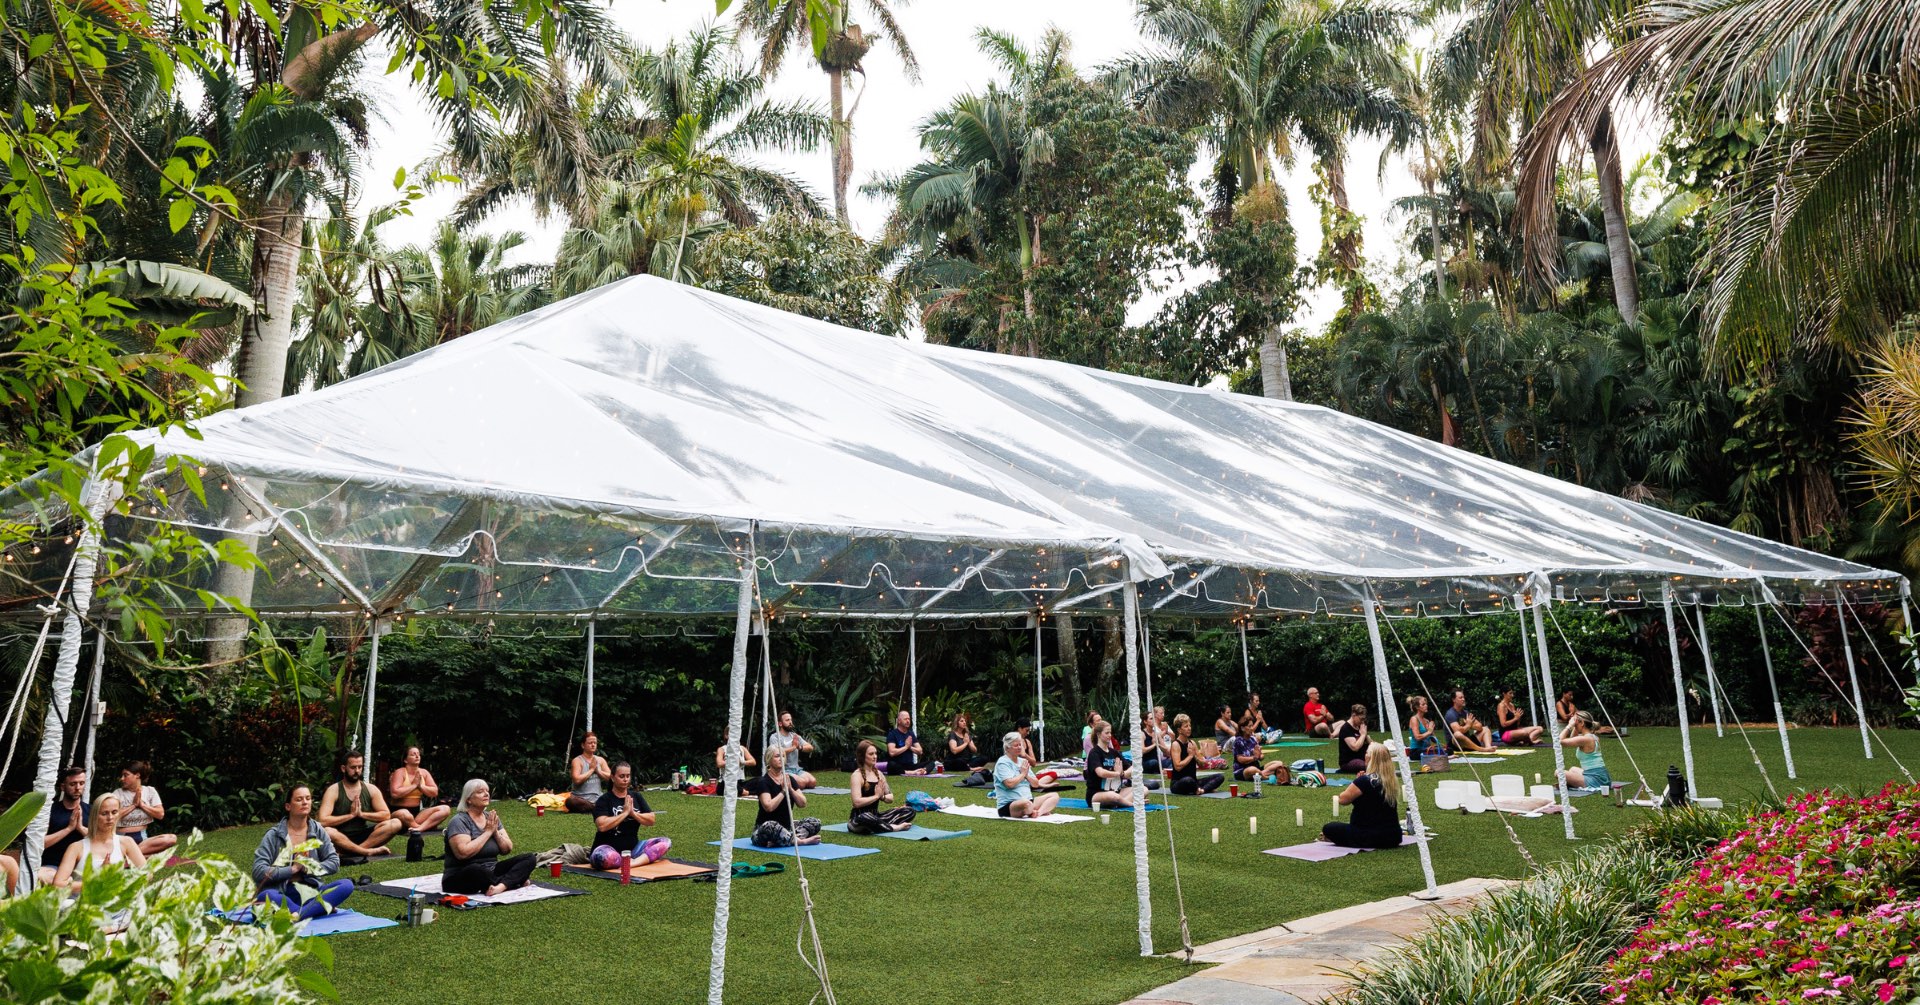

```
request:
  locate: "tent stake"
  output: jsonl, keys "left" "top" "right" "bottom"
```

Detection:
{"left": 1531, "top": 600, "right": 1575, "bottom": 840}
{"left": 1121, "top": 580, "right": 1154, "bottom": 956}
{"left": 707, "top": 557, "right": 756, "bottom": 1005}
{"left": 1697, "top": 605, "right": 1723, "bottom": 737}
{"left": 1835, "top": 587, "right": 1873, "bottom": 759}
{"left": 1754, "top": 605, "right": 1795, "bottom": 780}
{"left": 1662, "top": 587, "right": 1700, "bottom": 794}
{"left": 1361, "top": 590, "right": 1439, "bottom": 897}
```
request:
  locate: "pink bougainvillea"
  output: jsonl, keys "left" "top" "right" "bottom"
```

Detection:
{"left": 1605, "top": 785, "right": 1920, "bottom": 1004}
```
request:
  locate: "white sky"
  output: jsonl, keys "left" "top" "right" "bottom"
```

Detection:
{"left": 355, "top": 2, "right": 1483, "bottom": 335}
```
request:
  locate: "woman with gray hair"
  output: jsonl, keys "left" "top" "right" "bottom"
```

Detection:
{"left": 444, "top": 779, "right": 536, "bottom": 896}
{"left": 992, "top": 733, "right": 1059, "bottom": 819}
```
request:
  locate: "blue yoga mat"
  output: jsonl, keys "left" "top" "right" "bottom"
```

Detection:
{"left": 1056, "top": 798, "right": 1177, "bottom": 812}
{"left": 821, "top": 823, "right": 971, "bottom": 841}
{"left": 709, "top": 838, "right": 879, "bottom": 860}
{"left": 298, "top": 909, "right": 400, "bottom": 937}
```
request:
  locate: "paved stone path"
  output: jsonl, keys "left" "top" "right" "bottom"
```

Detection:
{"left": 1120, "top": 877, "right": 1513, "bottom": 1005}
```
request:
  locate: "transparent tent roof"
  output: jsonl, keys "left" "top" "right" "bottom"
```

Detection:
{"left": 0, "top": 276, "right": 1903, "bottom": 625}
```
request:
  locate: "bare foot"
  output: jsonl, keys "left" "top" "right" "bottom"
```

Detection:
{"left": 486, "top": 883, "right": 507, "bottom": 895}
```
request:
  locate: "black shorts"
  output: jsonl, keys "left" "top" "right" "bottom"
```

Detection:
{"left": 997, "top": 803, "right": 1014, "bottom": 817}
{"left": 337, "top": 819, "right": 373, "bottom": 844}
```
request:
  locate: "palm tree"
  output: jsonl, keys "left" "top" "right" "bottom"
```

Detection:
{"left": 209, "top": 0, "right": 623, "bottom": 412}
{"left": 737, "top": 0, "right": 921, "bottom": 224}
{"left": 1515, "top": 0, "right": 1920, "bottom": 365}
{"left": 1112, "top": 0, "right": 1412, "bottom": 395}
{"left": 871, "top": 30, "right": 1070, "bottom": 356}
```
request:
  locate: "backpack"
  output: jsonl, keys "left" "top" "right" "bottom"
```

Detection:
{"left": 905, "top": 790, "right": 941, "bottom": 813}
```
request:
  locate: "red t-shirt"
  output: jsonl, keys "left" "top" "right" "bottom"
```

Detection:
{"left": 1303, "top": 701, "right": 1329, "bottom": 726}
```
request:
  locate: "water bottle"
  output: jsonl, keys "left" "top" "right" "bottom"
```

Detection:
{"left": 406, "top": 890, "right": 424, "bottom": 926}
{"left": 1254, "top": 770, "right": 1263, "bottom": 797}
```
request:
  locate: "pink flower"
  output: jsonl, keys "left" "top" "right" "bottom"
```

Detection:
{"left": 1833, "top": 976, "right": 1855, "bottom": 989}
{"left": 1892, "top": 956, "right": 1909, "bottom": 968}
{"left": 1878, "top": 985, "right": 1895, "bottom": 1004}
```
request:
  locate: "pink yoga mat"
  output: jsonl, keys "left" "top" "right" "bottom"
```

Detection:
{"left": 1263, "top": 836, "right": 1418, "bottom": 861}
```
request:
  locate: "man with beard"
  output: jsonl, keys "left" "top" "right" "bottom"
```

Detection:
{"left": 318, "top": 749, "right": 403, "bottom": 864}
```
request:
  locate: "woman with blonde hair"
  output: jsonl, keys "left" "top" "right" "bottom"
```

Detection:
{"left": 1321, "top": 743, "right": 1405, "bottom": 849}
{"left": 1166, "top": 714, "right": 1224, "bottom": 795}
{"left": 52, "top": 792, "right": 145, "bottom": 889}
{"left": 1406, "top": 695, "right": 1443, "bottom": 755}
{"left": 1559, "top": 711, "right": 1614, "bottom": 791}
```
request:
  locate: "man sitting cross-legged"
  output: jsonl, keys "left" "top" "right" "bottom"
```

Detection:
{"left": 318, "top": 749, "right": 403, "bottom": 864}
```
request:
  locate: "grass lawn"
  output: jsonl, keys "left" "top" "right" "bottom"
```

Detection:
{"left": 187, "top": 726, "right": 1920, "bottom": 1004}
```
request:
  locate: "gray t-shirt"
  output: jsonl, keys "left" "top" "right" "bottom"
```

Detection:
{"left": 445, "top": 812, "right": 500, "bottom": 866}
{"left": 571, "top": 757, "right": 604, "bottom": 800}
{"left": 769, "top": 729, "right": 806, "bottom": 771}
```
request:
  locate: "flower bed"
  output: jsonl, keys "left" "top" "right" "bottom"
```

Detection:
{"left": 1606, "top": 784, "right": 1920, "bottom": 1004}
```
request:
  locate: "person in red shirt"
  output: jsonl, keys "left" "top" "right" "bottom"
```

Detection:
{"left": 1302, "top": 687, "right": 1335, "bottom": 737}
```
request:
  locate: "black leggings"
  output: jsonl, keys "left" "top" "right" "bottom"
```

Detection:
{"left": 443, "top": 854, "right": 536, "bottom": 895}
{"left": 847, "top": 806, "right": 917, "bottom": 834}
{"left": 884, "top": 755, "right": 920, "bottom": 775}
{"left": 1171, "top": 774, "right": 1224, "bottom": 795}
{"left": 1339, "top": 758, "right": 1367, "bottom": 774}
{"left": 1321, "top": 823, "right": 1402, "bottom": 849}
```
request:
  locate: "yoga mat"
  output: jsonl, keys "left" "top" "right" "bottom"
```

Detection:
{"left": 937, "top": 803, "right": 1092, "bottom": 824}
{"left": 561, "top": 858, "right": 717, "bottom": 882}
{"left": 821, "top": 823, "right": 971, "bottom": 841}
{"left": 708, "top": 838, "right": 879, "bottom": 860}
{"left": 808, "top": 786, "right": 853, "bottom": 795}
{"left": 365, "top": 874, "right": 583, "bottom": 907}
{"left": 1262, "top": 741, "right": 1329, "bottom": 748}
{"left": 298, "top": 909, "right": 399, "bottom": 937}
{"left": 1492, "top": 748, "right": 1538, "bottom": 756}
{"left": 1450, "top": 756, "right": 1502, "bottom": 764}
{"left": 1055, "top": 798, "right": 1177, "bottom": 812}
{"left": 1263, "top": 835, "right": 1420, "bottom": 861}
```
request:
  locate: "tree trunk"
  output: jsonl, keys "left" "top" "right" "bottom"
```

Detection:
{"left": 1433, "top": 379, "right": 1459, "bottom": 446}
{"left": 233, "top": 189, "right": 304, "bottom": 407}
{"left": 1055, "top": 614, "right": 1081, "bottom": 717}
{"left": 829, "top": 67, "right": 851, "bottom": 225}
{"left": 1021, "top": 215, "right": 1040, "bottom": 358}
{"left": 1428, "top": 183, "right": 1447, "bottom": 300}
{"left": 1259, "top": 324, "right": 1293, "bottom": 400}
{"left": 1323, "top": 152, "right": 1360, "bottom": 276}
{"left": 1589, "top": 107, "right": 1640, "bottom": 325}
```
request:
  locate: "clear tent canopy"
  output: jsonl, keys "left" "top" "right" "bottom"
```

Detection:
{"left": 0, "top": 274, "right": 1904, "bottom": 623}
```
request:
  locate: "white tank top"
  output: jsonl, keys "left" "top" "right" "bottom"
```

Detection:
{"left": 81, "top": 836, "right": 126, "bottom": 871}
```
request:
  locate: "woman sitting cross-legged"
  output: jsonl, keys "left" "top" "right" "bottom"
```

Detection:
{"left": 1084, "top": 720, "right": 1131, "bottom": 809}
{"left": 847, "top": 740, "right": 917, "bottom": 834}
{"left": 1166, "top": 714, "right": 1224, "bottom": 795}
{"left": 53, "top": 791, "right": 146, "bottom": 891}
{"left": 1321, "top": 743, "right": 1406, "bottom": 850}
{"left": 444, "top": 779, "right": 536, "bottom": 896}
{"left": 1494, "top": 689, "right": 1544, "bottom": 745}
{"left": 1558, "top": 712, "right": 1614, "bottom": 791}
{"left": 994, "top": 733, "right": 1061, "bottom": 819}
{"left": 1407, "top": 695, "right": 1444, "bottom": 756}
{"left": 388, "top": 746, "right": 452, "bottom": 833}
{"left": 944, "top": 712, "right": 987, "bottom": 773}
{"left": 1229, "top": 717, "right": 1291, "bottom": 784}
{"left": 1332, "top": 705, "right": 1372, "bottom": 774}
{"left": 252, "top": 783, "right": 352, "bottom": 920}
{"left": 750, "top": 746, "right": 822, "bottom": 847}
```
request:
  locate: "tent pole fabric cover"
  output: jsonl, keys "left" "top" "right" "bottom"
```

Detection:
{"left": 1663, "top": 588, "right": 1700, "bottom": 794}
{"left": 1756, "top": 605, "right": 1796, "bottom": 779}
{"left": 1532, "top": 602, "right": 1576, "bottom": 841}
{"left": 1362, "top": 593, "right": 1438, "bottom": 894}
{"left": 1836, "top": 587, "right": 1873, "bottom": 759}
{"left": 708, "top": 562, "right": 755, "bottom": 1005}
{"left": 20, "top": 479, "right": 112, "bottom": 891}
{"left": 1122, "top": 579, "right": 1153, "bottom": 957}
{"left": 0, "top": 276, "right": 1904, "bottom": 627}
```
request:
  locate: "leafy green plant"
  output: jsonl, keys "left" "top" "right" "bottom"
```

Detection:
{"left": 0, "top": 845, "right": 331, "bottom": 1002}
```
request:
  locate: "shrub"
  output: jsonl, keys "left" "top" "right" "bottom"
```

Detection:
{"left": 0, "top": 843, "right": 328, "bottom": 1002}
{"left": 1605, "top": 785, "right": 1920, "bottom": 1004}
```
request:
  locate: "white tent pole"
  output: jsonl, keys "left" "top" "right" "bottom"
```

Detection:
{"left": 708, "top": 557, "right": 757, "bottom": 1005}
{"left": 1238, "top": 621, "right": 1250, "bottom": 693}
{"left": 1661, "top": 586, "right": 1699, "bottom": 795}
{"left": 1696, "top": 605, "right": 1723, "bottom": 737}
{"left": 82, "top": 630, "right": 106, "bottom": 800}
{"left": 1033, "top": 617, "right": 1046, "bottom": 763}
{"left": 22, "top": 479, "right": 113, "bottom": 889}
{"left": 1834, "top": 587, "right": 1873, "bottom": 759}
{"left": 1361, "top": 591, "right": 1438, "bottom": 897}
{"left": 907, "top": 620, "right": 918, "bottom": 743}
{"left": 1530, "top": 598, "right": 1575, "bottom": 840}
{"left": 584, "top": 619, "right": 596, "bottom": 733}
{"left": 362, "top": 622, "right": 380, "bottom": 764}
{"left": 1516, "top": 601, "right": 1540, "bottom": 729}
{"left": 1142, "top": 618, "right": 1155, "bottom": 727}
{"left": 1754, "top": 605, "right": 1795, "bottom": 780}
{"left": 1121, "top": 579, "right": 1154, "bottom": 957}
